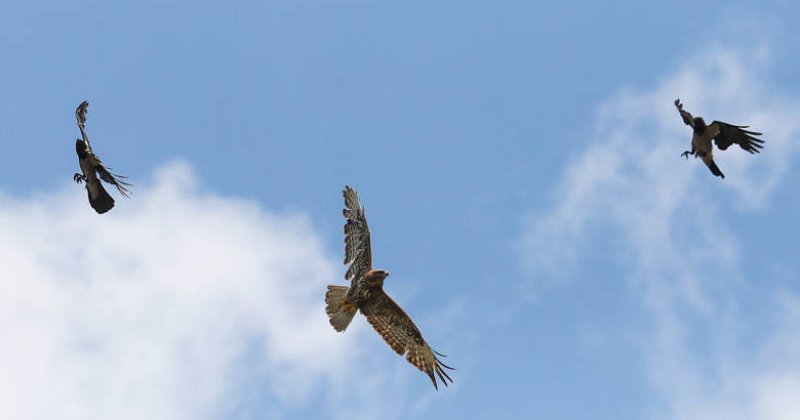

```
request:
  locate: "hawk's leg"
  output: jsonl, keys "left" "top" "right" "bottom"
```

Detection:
{"left": 73, "top": 173, "right": 86, "bottom": 184}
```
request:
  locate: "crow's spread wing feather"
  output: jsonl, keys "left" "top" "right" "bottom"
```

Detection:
{"left": 95, "top": 162, "right": 132, "bottom": 198}
{"left": 674, "top": 99, "right": 695, "bottom": 128}
{"left": 76, "top": 100, "right": 93, "bottom": 153}
{"left": 709, "top": 121, "right": 765, "bottom": 154}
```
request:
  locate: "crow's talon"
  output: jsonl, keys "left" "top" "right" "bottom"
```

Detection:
{"left": 73, "top": 173, "right": 86, "bottom": 183}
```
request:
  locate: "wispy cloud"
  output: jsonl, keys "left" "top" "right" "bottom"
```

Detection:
{"left": 519, "top": 46, "right": 800, "bottom": 419}
{"left": 0, "top": 162, "right": 403, "bottom": 420}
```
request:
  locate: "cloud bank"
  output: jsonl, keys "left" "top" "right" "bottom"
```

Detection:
{"left": 0, "top": 162, "right": 400, "bottom": 420}
{"left": 521, "top": 47, "right": 800, "bottom": 419}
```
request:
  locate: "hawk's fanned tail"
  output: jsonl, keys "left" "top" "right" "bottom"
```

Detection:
{"left": 325, "top": 285, "right": 357, "bottom": 332}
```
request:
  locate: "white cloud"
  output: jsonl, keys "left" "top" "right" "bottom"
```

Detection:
{"left": 0, "top": 162, "right": 401, "bottom": 420}
{"left": 520, "top": 47, "right": 800, "bottom": 419}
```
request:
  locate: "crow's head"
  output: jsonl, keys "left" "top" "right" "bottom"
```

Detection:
{"left": 693, "top": 117, "right": 707, "bottom": 133}
{"left": 75, "top": 139, "right": 89, "bottom": 159}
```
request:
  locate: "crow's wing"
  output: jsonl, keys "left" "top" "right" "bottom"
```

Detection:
{"left": 95, "top": 159, "right": 133, "bottom": 198}
{"left": 94, "top": 158, "right": 132, "bottom": 198}
{"left": 76, "top": 100, "right": 93, "bottom": 153}
{"left": 708, "top": 121, "right": 765, "bottom": 154}
{"left": 674, "top": 99, "right": 696, "bottom": 129}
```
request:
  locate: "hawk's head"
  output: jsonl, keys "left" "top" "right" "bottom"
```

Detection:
{"left": 364, "top": 269, "right": 389, "bottom": 285}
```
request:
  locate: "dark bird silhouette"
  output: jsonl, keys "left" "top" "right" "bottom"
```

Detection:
{"left": 675, "top": 99, "right": 765, "bottom": 179}
{"left": 73, "top": 101, "right": 131, "bottom": 213}
{"left": 325, "top": 186, "right": 454, "bottom": 390}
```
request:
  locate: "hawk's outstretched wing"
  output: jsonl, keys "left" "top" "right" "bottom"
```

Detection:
{"left": 709, "top": 121, "right": 765, "bottom": 154}
{"left": 360, "top": 290, "right": 454, "bottom": 390}
{"left": 342, "top": 186, "right": 372, "bottom": 283}
{"left": 674, "top": 99, "right": 695, "bottom": 128}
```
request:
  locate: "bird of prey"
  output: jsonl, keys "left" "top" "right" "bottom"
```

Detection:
{"left": 325, "top": 186, "right": 454, "bottom": 390}
{"left": 73, "top": 100, "right": 132, "bottom": 213}
{"left": 674, "top": 99, "right": 765, "bottom": 179}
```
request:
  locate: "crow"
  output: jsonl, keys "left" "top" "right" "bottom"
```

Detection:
{"left": 674, "top": 99, "right": 764, "bottom": 179}
{"left": 73, "top": 100, "right": 131, "bottom": 213}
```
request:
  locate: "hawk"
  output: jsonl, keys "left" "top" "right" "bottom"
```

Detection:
{"left": 73, "top": 100, "right": 132, "bottom": 213}
{"left": 325, "top": 186, "right": 453, "bottom": 390}
{"left": 674, "top": 99, "right": 765, "bottom": 179}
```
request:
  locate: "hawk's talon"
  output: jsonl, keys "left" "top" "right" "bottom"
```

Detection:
{"left": 681, "top": 151, "right": 691, "bottom": 159}
{"left": 73, "top": 173, "right": 86, "bottom": 184}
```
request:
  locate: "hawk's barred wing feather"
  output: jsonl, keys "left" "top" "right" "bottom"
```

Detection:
{"left": 360, "top": 291, "right": 454, "bottom": 390}
{"left": 342, "top": 186, "right": 372, "bottom": 283}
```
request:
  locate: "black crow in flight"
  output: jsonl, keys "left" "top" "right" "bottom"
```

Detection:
{"left": 674, "top": 99, "right": 765, "bottom": 179}
{"left": 73, "top": 101, "right": 131, "bottom": 213}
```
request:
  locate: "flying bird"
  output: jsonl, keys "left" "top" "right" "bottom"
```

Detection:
{"left": 73, "top": 100, "right": 132, "bottom": 213}
{"left": 325, "top": 186, "right": 453, "bottom": 390}
{"left": 674, "top": 99, "right": 765, "bottom": 179}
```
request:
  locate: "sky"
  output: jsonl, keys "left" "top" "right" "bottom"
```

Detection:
{"left": 1, "top": 1, "right": 800, "bottom": 419}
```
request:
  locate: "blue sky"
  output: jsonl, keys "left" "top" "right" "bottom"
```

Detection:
{"left": 1, "top": 1, "right": 800, "bottom": 419}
